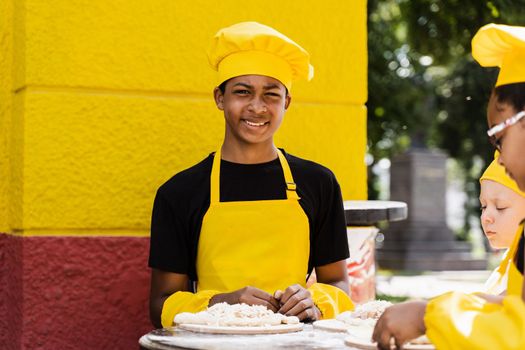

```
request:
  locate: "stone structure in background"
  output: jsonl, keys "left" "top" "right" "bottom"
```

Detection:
{"left": 376, "top": 149, "right": 487, "bottom": 270}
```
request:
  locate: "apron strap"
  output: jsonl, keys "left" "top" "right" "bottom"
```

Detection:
{"left": 210, "top": 149, "right": 222, "bottom": 204}
{"left": 210, "top": 148, "right": 300, "bottom": 203}
{"left": 497, "top": 224, "right": 524, "bottom": 274}
{"left": 276, "top": 149, "right": 300, "bottom": 201}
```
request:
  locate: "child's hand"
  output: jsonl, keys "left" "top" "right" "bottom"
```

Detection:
{"left": 276, "top": 284, "right": 321, "bottom": 321}
{"left": 372, "top": 301, "right": 427, "bottom": 350}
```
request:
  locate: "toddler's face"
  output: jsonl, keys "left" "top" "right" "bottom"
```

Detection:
{"left": 480, "top": 180, "right": 525, "bottom": 249}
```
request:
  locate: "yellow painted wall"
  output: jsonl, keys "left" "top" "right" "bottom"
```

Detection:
{"left": 4, "top": 0, "right": 367, "bottom": 236}
{"left": 0, "top": 0, "right": 13, "bottom": 232}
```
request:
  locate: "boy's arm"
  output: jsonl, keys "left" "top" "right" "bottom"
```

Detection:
{"left": 149, "top": 269, "right": 190, "bottom": 328}
{"left": 315, "top": 259, "right": 350, "bottom": 294}
{"left": 307, "top": 259, "right": 354, "bottom": 319}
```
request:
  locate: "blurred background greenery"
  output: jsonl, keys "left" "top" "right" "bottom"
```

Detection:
{"left": 367, "top": 0, "right": 525, "bottom": 244}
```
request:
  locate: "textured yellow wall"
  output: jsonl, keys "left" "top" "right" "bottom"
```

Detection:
{"left": 6, "top": 0, "right": 367, "bottom": 236}
{"left": 0, "top": 0, "right": 13, "bottom": 232}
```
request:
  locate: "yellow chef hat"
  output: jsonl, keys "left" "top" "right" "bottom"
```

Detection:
{"left": 207, "top": 21, "right": 314, "bottom": 91}
{"left": 480, "top": 151, "right": 525, "bottom": 197}
{"left": 472, "top": 23, "right": 525, "bottom": 87}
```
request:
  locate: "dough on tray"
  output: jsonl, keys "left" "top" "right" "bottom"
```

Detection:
{"left": 174, "top": 302, "right": 300, "bottom": 327}
{"left": 336, "top": 300, "right": 393, "bottom": 324}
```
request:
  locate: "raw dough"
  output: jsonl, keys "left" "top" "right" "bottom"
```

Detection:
{"left": 337, "top": 300, "right": 393, "bottom": 323}
{"left": 334, "top": 299, "right": 392, "bottom": 335}
{"left": 174, "top": 302, "right": 299, "bottom": 327}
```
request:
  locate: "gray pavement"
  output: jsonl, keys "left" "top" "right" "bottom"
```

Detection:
{"left": 376, "top": 270, "right": 492, "bottom": 299}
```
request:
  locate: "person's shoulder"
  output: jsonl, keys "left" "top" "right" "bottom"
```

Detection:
{"left": 284, "top": 150, "right": 337, "bottom": 181}
{"left": 157, "top": 153, "right": 213, "bottom": 199}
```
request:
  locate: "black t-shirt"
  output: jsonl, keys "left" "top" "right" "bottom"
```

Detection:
{"left": 148, "top": 150, "right": 350, "bottom": 281}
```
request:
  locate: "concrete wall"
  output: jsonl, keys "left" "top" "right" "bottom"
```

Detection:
{"left": 0, "top": 0, "right": 367, "bottom": 348}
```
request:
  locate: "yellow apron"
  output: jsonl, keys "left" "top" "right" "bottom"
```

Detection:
{"left": 160, "top": 149, "right": 354, "bottom": 327}
{"left": 507, "top": 225, "right": 524, "bottom": 297}
{"left": 196, "top": 148, "right": 310, "bottom": 293}
{"left": 485, "top": 225, "right": 523, "bottom": 295}
{"left": 424, "top": 225, "right": 525, "bottom": 349}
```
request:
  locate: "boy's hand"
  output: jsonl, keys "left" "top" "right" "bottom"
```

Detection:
{"left": 275, "top": 284, "right": 321, "bottom": 321}
{"left": 209, "top": 286, "right": 280, "bottom": 312}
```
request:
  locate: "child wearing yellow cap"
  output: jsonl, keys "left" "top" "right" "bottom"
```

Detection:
{"left": 148, "top": 22, "right": 353, "bottom": 329}
{"left": 480, "top": 155, "right": 525, "bottom": 295}
{"left": 372, "top": 24, "right": 525, "bottom": 350}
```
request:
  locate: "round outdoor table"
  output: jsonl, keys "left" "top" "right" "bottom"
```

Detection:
{"left": 342, "top": 200, "right": 407, "bottom": 303}
{"left": 343, "top": 200, "right": 407, "bottom": 226}
{"left": 139, "top": 324, "right": 358, "bottom": 350}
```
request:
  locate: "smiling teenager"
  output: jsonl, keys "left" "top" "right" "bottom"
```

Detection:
{"left": 372, "top": 24, "right": 525, "bottom": 350}
{"left": 148, "top": 22, "right": 354, "bottom": 329}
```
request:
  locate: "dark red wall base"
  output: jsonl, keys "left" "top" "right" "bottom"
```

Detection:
{"left": 1, "top": 232, "right": 23, "bottom": 350}
{"left": 1, "top": 233, "right": 153, "bottom": 350}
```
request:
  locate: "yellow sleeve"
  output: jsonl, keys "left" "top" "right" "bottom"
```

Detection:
{"left": 425, "top": 291, "right": 525, "bottom": 350}
{"left": 160, "top": 290, "right": 220, "bottom": 328}
{"left": 308, "top": 282, "right": 354, "bottom": 319}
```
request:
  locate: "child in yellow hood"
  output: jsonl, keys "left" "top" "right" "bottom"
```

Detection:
{"left": 148, "top": 22, "right": 354, "bottom": 329}
{"left": 480, "top": 154, "right": 525, "bottom": 295}
{"left": 373, "top": 23, "right": 525, "bottom": 350}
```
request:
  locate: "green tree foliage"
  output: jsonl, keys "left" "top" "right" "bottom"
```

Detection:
{"left": 368, "top": 0, "right": 525, "bottom": 237}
